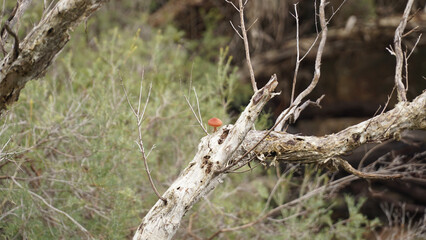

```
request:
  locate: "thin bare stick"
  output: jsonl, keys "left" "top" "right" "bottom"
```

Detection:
{"left": 184, "top": 95, "right": 208, "bottom": 135}
{"left": 260, "top": 167, "right": 295, "bottom": 215}
{"left": 229, "top": 21, "right": 243, "bottom": 39}
{"left": 246, "top": 18, "right": 258, "bottom": 32}
{"left": 224, "top": 0, "right": 239, "bottom": 12}
{"left": 138, "top": 82, "right": 152, "bottom": 126}
{"left": 238, "top": 0, "right": 257, "bottom": 92}
{"left": 121, "top": 79, "right": 137, "bottom": 117}
{"left": 404, "top": 51, "right": 409, "bottom": 92}
{"left": 393, "top": 0, "right": 414, "bottom": 102}
{"left": 292, "top": 0, "right": 327, "bottom": 106}
{"left": 326, "top": 0, "right": 348, "bottom": 24}
{"left": 193, "top": 87, "right": 205, "bottom": 131}
{"left": 407, "top": 33, "right": 422, "bottom": 59}
{"left": 290, "top": 3, "right": 300, "bottom": 104}
{"left": 137, "top": 70, "right": 145, "bottom": 116}
{"left": 122, "top": 77, "right": 167, "bottom": 204}
{"left": 401, "top": 25, "right": 418, "bottom": 38}
{"left": 337, "top": 158, "right": 402, "bottom": 180}
{"left": 381, "top": 86, "right": 396, "bottom": 115}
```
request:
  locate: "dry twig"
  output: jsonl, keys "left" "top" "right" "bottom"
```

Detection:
{"left": 121, "top": 75, "right": 167, "bottom": 204}
{"left": 226, "top": 0, "right": 257, "bottom": 92}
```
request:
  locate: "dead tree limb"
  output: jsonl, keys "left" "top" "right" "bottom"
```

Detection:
{"left": 0, "top": 0, "right": 107, "bottom": 115}
{"left": 236, "top": 92, "right": 425, "bottom": 172}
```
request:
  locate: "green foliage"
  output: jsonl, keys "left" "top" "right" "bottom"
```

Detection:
{"left": 0, "top": 14, "right": 237, "bottom": 239}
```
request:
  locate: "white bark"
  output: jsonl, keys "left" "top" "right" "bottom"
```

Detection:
{"left": 133, "top": 76, "right": 279, "bottom": 240}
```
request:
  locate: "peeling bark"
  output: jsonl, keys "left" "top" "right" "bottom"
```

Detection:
{"left": 0, "top": 0, "right": 107, "bottom": 115}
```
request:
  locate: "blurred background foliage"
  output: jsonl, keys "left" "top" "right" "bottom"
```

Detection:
{"left": 1, "top": 0, "right": 425, "bottom": 239}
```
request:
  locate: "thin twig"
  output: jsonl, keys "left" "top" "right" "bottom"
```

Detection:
{"left": 290, "top": 3, "right": 300, "bottom": 104}
{"left": 184, "top": 95, "right": 208, "bottom": 135}
{"left": 137, "top": 70, "right": 145, "bottom": 116}
{"left": 121, "top": 77, "right": 167, "bottom": 204}
{"left": 380, "top": 86, "right": 396, "bottom": 115}
{"left": 229, "top": 21, "right": 243, "bottom": 39}
{"left": 238, "top": 0, "right": 257, "bottom": 92}
{"left": 407, "top": 33, "right": 422, "bottom": 59}
{"left": 401, "top": 25, "right": 418, "bottom": 38}
{"left": 337, "top": 158, "right": 402, "bottom": 180}
{"left": 193, "top": 87, "right": 205, "bottom": 131}
{"left": 224, "top": 0, "right": 239, "bottom": 12}
{"left": 326, "top": 0, "right": 348, "bottom": 24}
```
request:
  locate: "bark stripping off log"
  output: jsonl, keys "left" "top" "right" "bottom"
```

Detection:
{"left": 238, "top": 92, "right": 426, "bottom": 169}
{"left": 133, "top": 76, "right": 278, "bottom": 240}
{"left": 0, "top": 0, "right": 107, "bottom": 115}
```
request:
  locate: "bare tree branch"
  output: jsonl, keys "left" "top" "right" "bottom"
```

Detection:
{"left": 393, "top": 0, "right": 414, "bottom": 102}
{"left": 122, "top": 77, "right": 167, "bottom": 204}
{"left": 233, "top": 0, "right": 257, "bottom": 92}
{"left": 236, "top": 92, "right": 425, "bottom": 172}
{"left": 0, "top": 0, "right": 107, "bottom": 115}
{"left": 290, "top": 3, "right": 300, "bottom": 104}
{"left": 274, "top": 0, "right": 329, "bottom": 131}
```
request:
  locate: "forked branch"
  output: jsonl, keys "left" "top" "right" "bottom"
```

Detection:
{"left": 122, "top": 76, "right": 167, "bottom": 204}
{"left": 274, "top": 0, "right": 329, "bottom": 131}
